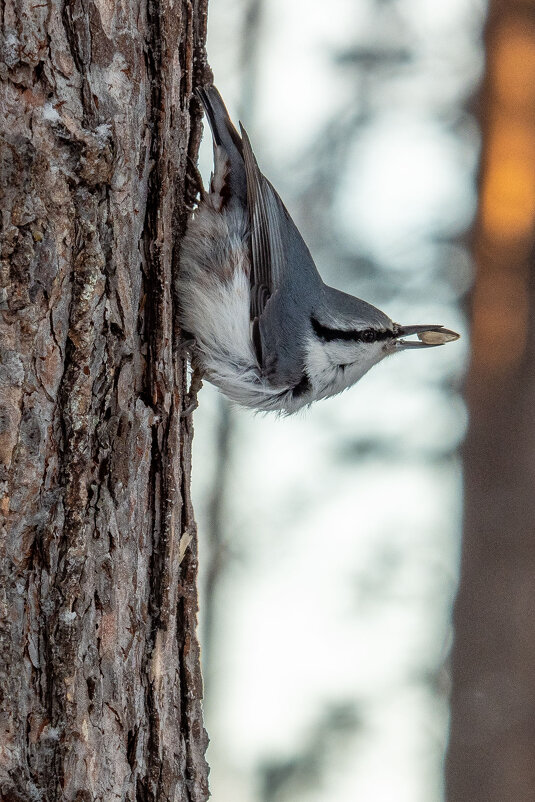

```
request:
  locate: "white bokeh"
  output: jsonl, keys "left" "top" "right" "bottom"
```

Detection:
{"left": 191, "top": 1, "right": 484, "bottom": 800}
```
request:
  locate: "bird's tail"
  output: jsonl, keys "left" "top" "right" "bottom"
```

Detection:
{"left": 196, "top": 85, "right": 247, "bottom": 204}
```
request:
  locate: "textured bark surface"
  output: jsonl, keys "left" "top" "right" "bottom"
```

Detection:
{"left": 0, "top": 0, "right": 210, "bottom": 797}
{"left": 447, "top": 2, "right": 535, "bottom": 800}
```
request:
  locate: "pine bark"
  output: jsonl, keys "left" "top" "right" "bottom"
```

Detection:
{"left": 0, "top": 0, "right": 210, "bottom": 798}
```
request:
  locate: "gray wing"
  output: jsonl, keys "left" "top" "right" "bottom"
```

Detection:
{"left": 240, "top": 124, "right": 324, "bottom": 385}
{"left": 240, "top": 124, "right": 289, "bottom": 318}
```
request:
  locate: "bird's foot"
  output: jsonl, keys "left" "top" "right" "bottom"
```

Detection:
{"left": 181, "top": 363, "right": 204, "bottom": 417}
{"left": 185, "top": 157, "right": 205, "bottom": 211}
{"left": 178, "top": 331, "right": 196, "bottom": 353}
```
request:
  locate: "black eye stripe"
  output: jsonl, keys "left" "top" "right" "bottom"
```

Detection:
{"left": 311, "top": 317, "right": 392, "bottom": 343}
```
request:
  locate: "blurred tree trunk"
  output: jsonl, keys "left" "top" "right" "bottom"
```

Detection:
{"left": 447, "top": 2, "right": 535, "bottom": 800}
{"left": 0, "top": 0, "right": 210, "bottom": 798}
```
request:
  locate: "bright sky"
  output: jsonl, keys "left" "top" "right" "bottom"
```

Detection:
{"left": 192, "top": 2, "right": 484, "bottom": 800}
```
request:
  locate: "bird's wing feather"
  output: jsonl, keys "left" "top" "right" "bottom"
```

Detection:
{"left": 240, "top": 124, "right": 290, "bottom": 318}
{"left": 239, "top": 123, "right": 324, "bottom": 387}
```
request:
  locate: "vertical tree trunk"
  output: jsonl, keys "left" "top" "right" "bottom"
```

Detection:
{"left": 0, "top": 0, "right": 210, "bottom": 797}
{"left": 447, "top": 2, "right": 535, "bottom": 800}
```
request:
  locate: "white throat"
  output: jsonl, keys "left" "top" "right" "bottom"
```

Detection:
{"left": 304, "top": 336, "right": 388, "bottom": 400}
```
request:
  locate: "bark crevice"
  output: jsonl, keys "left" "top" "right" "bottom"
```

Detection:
{"left": 0, "top": 0, "right": 210, "bottom": 797}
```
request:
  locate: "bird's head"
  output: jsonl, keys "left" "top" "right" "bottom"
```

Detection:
{"left": 306, "top": 289, "right": 460, "bottom": 401}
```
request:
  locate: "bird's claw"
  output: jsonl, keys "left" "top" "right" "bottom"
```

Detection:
{"left": 185, "top": 156, "right": 205, "bottom": 211}
{"left": 181, "top": 364, "right": 204, "bottom": 417}
{"left": 179, "top": 334, "right": 196, "bottom": 352}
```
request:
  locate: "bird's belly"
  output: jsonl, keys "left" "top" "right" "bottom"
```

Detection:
{"left": 178, "top": 246, "right": 299, "bottom": 411}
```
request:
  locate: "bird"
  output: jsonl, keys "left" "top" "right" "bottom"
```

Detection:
{"left": 178, "top": 85, "right": 460, "bottom": 414}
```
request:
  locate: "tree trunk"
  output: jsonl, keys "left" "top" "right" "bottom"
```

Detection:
{"left": 0, "top": 0, "right": 210, "bottom": 797}
{"left": 446, "top": 2, "right": 535, "bottom": 800}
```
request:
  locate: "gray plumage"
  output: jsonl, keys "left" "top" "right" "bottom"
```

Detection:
{"left": 178, "top": 86, "right": 459, "bottom": 414}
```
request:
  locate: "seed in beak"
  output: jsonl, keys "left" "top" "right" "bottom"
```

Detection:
{"left": 417, "top": 328, "right": 460, "bottom": 345}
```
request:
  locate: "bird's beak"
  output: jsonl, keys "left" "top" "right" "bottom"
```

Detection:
{"left": 394, "top": 324, "right": 460, "bottom": 349}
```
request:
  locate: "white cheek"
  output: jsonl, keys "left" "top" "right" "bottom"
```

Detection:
{"left": 305, "top": 338, "right": 387, "bottom": 397}
{"left": 305, "top": 338, "right": 339, "bottom": 390}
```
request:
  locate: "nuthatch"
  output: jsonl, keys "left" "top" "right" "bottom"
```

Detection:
{"left": 178, "top": 86, "right": 459, "bottom": 413}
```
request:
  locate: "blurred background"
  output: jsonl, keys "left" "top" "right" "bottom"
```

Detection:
{"left": 190, "top": 0, "right": 535, "bottom": 800}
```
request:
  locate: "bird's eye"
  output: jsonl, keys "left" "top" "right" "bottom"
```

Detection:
{"left": 361, "top": 330, "right": 375, "bottom": 343}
